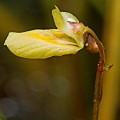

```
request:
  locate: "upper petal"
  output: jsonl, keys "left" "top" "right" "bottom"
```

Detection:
{"left": 52, "top": 6, "right": 86, "bottom": 48}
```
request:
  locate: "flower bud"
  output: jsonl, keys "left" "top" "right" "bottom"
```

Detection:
{"left": 87, "top": 35, "right": 99, "bottom": 53}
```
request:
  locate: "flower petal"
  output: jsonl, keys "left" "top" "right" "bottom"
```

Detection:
{"left": 52, "top": 6, "right": 86, "bottom": 48}
{"left": 4, "top": 29, "right": 81, "bottom": 59}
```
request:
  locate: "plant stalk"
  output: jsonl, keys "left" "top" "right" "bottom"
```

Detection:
{"left": 85, "top": 27, "right": 105, "bottom": 120}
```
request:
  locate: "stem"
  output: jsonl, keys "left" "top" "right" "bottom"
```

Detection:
{"left": 85, "top": 27, "right": 105, "bottom": 120}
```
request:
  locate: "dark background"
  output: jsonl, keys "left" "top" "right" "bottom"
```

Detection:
{"left": 0, "top": 0, "right": 119, "bottom": 120}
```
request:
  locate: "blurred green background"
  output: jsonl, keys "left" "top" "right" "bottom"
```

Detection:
{"left": 0, "top": 0, "right": 119, "bottom": 120}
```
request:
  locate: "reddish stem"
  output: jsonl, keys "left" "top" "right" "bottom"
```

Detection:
{"left": 85, "top": 27, "right": 105, "bottom": 120}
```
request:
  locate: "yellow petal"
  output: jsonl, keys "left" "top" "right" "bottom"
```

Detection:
{"left": 52, "top": 6, "right": 86, "bottom": 47}
{"left": 61, "top": 12, "right": 79, "bottom": 23}
{"left": 52, "top": 6, "right": 79, "bottom": 31}
{"left": 4, "top": 29, "right": 81, "bottom": 59}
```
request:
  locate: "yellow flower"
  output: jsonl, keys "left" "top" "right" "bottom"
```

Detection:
{"left": 4, "top": 6, "right": 86, "bottom": 59}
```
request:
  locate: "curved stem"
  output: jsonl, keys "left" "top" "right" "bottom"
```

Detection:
{"left": 86, "top": 27, "right": 105, "bottom": 63}
{"left": 85, "top": 27, "right": 105, "bottom": 120}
